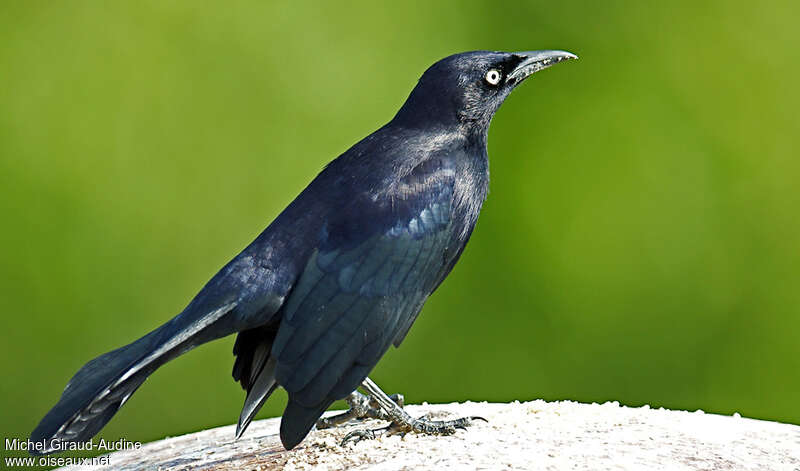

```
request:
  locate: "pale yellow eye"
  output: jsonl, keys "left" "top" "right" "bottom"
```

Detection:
{"left": 485, "top": 69, "right": 501, "bottom": 86}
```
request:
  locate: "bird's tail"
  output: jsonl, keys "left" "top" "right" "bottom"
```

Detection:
{"left": 30, "top": 302, "right": 236, "bottom": 455}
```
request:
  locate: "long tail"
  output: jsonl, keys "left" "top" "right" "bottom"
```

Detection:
{"left": 30, "top": 302, "right": 236, "bottom": 454}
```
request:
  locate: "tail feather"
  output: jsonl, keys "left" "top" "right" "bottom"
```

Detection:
{"left": 232, "top": 323, "right": 281, "bottom": 439}
{"left": 235, "top": 357, "right": 278, "bottom": 439}
{"left": 30, "top": 302, "right": 236, "bottom": 454}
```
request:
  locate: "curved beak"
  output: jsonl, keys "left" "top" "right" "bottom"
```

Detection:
{"left": 506, "top": 50, "right": 578, "bottom": 85}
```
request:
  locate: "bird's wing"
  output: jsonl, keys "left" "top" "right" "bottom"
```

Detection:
{"left": 273, "top": 157, "right": 457, "bottom": 448}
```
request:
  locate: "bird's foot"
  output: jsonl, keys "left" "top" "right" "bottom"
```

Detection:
{"left": 340, "top": 413, "right": 485, "bottom": 445}
{"left": 393, "top": 412, "right": 487, "bottom": 435}
{"left": 315, "top": 390, "right": 404, "bottom": 430}
{"left": 340, "top": 425, "right": 387, "bottom": 445}
{"left": 335, "top": 377, "right": 487, "bottom": 446}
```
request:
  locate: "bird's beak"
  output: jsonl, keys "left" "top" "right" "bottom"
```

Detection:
{"left": 506, "top": 50, "right": 577, "bottom": 85}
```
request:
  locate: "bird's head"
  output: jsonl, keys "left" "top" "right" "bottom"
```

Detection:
{"left": 392, "top": 50, "right": 577, "bottom": 133}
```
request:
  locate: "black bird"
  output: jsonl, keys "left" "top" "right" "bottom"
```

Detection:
{"left": 31, "top": 49, "right": 576, "bottom": 453}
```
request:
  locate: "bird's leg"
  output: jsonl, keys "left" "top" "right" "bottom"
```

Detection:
{"left": 315, "top": 383, "right": 404, "bottom": 430}
{"left": 340, "top": 377, "right": 486, "bottom": 446}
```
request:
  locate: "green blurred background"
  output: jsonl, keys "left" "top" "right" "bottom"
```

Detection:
{"left": 2, "top": 0, "right": 799, "bottom": 464}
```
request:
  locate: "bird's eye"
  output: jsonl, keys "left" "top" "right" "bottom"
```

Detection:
{"left": 484, "top": 69, "right": 502, "bottom": 86}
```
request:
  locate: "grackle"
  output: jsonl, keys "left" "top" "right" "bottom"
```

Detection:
{"left": 31, "top": 50, "right": 576, "bottom": 452}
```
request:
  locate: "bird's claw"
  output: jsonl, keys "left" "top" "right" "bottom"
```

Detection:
{"left": 316, "top": 390, "right": 406, "bottom": 431}
{"left": 340, "top": 413, "right": 486, "bottom": 446}
{"left": 393, "top": 413, "right": 486, "bottom": 436}
{"left": 319, "top": 379, "right": 488, "bottom": 447}
{"left": 341, "top": 427, "right": 380, "bottom": 446}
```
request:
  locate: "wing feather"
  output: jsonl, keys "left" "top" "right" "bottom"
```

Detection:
{"left": 272, "top": 158, "right": 457, "bottom": 414}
